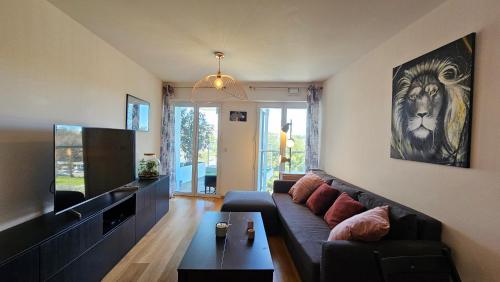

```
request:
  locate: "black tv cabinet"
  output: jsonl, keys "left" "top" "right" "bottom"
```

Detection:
{"left": 0, "top": 176, "right": 169, "bottom": 282}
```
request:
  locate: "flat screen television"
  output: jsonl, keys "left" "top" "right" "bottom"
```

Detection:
{"left": 54, "top": 125, "right": 136, "bottom": 214}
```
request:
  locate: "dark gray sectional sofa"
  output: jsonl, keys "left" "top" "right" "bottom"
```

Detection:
{"left": 272, "top": 170, "right": 448, "bottom": 282}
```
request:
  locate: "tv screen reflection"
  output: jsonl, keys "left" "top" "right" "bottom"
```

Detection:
{"left": 54, "top": 125, "right": 86, "bottom": 212}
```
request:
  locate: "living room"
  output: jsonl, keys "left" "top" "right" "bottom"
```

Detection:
{"left": 0, "top": 0, "right": 499, "bottom": 281}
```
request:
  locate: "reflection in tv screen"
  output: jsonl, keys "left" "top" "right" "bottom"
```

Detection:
{"left": 55, "top": 125, "right": 86, "bottom": 198}
{"left": 54, "top": 125, "right": 135, "bottom": 214}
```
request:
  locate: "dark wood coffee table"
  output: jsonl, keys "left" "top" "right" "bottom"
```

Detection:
{"left": 177, "top": 211, "right": 274, "bottom": 282}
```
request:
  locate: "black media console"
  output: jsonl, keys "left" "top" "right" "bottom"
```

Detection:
{"left": 0, "top": 176, "right": 169, "bottom": 282}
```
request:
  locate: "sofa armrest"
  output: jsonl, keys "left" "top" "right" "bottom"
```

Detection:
{"left": 272, "top": 180, "right": 296, "bottom": 193}
{"left": 321, "top": 240, "right": 450, "bottom": 282}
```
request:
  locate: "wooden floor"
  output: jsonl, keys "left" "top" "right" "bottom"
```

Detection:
{"left": 103, "top": 196, "right": 301, "bottom": 282}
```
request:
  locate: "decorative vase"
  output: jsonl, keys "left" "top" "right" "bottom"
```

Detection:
{"left": 138, "top": 153, "right": 160, "bottom": 180}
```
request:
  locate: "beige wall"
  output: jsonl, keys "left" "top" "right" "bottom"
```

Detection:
{"left": 0, "top": 0, "right": 162, "bottom": 231}
{"left": 171, "top": 83, "right": 308, "bottom": 195}
{"left": 320, "top": 0, "right": 500, "bottom": 280}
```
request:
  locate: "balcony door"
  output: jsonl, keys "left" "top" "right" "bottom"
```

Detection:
{"left": 173, "top": 104, "right": 220, "bottom": 196}
{"left": 257, "top": 104, "right": 307, "bottom": 192}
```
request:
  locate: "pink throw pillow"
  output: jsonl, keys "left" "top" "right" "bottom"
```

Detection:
{"left": 306, "top": 183, "right": 339, "bottom": 215}
{"left": 288, "top": 173, "right": 324, "bottom": 203}
{"left": 328, "top": 206, "right": 390, "bottom": 241}
{"left": 324, "top": 192, "right": 365, "bottom": 229}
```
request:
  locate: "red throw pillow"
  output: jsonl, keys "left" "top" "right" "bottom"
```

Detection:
{"left": 288, "top": 173, "right": 324, "bottom": 203}
{"left": 328, "top": 206, "right": 390, "bottom": 241}
{"left": 324, "top": 192, "right": 365, "bottom": 229}
{"left": 306, "top": 183, "right": 340, "bottom": 215}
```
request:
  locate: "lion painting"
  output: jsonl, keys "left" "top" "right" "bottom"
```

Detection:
{"left": 391, "top": 33, "right": 475, "bottom": 168}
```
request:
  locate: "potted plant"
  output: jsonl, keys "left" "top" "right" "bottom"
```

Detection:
{"left": 138, "top": 153, "right": 160, "bottom": 179}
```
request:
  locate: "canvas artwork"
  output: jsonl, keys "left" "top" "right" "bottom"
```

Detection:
{"left": 229, "top": 111, "right": 247, "bottom": 122}
{"left": 126, "top": 94, "right": 150, "bottom": 131}
{"left": 391, "top": 33, "right": 475, "bottom": 168}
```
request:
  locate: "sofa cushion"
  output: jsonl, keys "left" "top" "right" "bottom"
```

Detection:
{"left": 324, "top": 192, "right": 365, "bottom": 229}
{"left": 330, "top": 179, "right": 364, "bottom": 200}
{"left": 306, "top": 183, "right": 339, "bottom": 215}
{"left": 273, "top": 193, "right": 330, "bottom": 282}
{"left": 359, "top": 193, "right": 418, "bottom": 240}
{"left": 328, "top": 206, "right": 390, "bottom": 241}
{"left": 324, "top": 173, "right": 442, "bottom": 240}
{"left": 309, "top": 169, "right": 335, "bottom": 185}
{"left": 221, "top": 191, "right": 280, "bottom": 235}
{"left": 289, "top": 173, "right": 324, "bottom": 203}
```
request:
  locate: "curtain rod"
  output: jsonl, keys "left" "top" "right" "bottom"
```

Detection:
{"left": 172, "top": 86, "right": 321, "bottom": 90}
{"left": 248, "top": 86, "right": 314, "bottom": 90}
{"left": 173, "top": 86, "right": 212, "bottom": 89}
{"left": 248, "top": 86, "right": 322, "bottom": 90}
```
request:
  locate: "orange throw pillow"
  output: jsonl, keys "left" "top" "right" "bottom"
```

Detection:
{"left": 324, "top": 192, "right": 365, "bottom": 229}
{"left": 327, "top": 206, "right": 390, "bottom": 241}
{"left": 289, "top": 173, "right": 324, "bottom": 203}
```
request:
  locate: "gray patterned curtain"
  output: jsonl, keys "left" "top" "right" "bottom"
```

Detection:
{"left": 160, "top": 83, "right": 176, "bottom": 197}
{"left": 306, "top": 85, "right": 321, "bottom": 170}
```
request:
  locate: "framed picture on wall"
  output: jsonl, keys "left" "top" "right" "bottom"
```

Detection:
{"left": 229, "top": 111, "right": 247, "bottom": 122}
{"left": 126, "top": 94, "right": 150, "bottom": 131}
{"left": 390, "top": 33, "right": 475, "bottom": 168}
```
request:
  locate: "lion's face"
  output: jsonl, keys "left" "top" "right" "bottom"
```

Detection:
{"left": 404, "top": 74, "right": 445, "bottom": 142}
{"left": 392, "top": 57, "right": 471, "bottom": 166}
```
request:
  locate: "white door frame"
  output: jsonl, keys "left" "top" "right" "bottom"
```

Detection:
{"left": 196, "top": 102, "right": 222, "bottom": 198}
{"left": 172, "top": 102, "right": 221, "bottom": 197}
{"left": 254, "top": 102, "right": 307, "bottom": 192}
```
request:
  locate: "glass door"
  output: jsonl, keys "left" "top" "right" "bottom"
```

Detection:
{"left": 173, "top": 105, "right": 195, "bottom": 194}
{"left": 196, "top": 107, "right": 219, "bottom": 195}
{"left": 173, "top": 104, "right": 219, "bottom": 196}
{"left": 257, "top": 104, "right": 307, "bottom": 192}
{"left": 257, "top": 108, "right": 282, "bottom": 192}
{"left": 285, "top": 108, "right": 307, "bottom": 173}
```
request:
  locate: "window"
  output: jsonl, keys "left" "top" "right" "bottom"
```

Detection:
{"left": 284, "top": 108, "right": 307, "bottom": 173}
{"left": 257, "top": 104, "right": 307, "bottom": 192}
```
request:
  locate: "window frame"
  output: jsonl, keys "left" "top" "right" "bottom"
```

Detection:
{"left": 255, "top": 102, "right": 307, "bottom": 192}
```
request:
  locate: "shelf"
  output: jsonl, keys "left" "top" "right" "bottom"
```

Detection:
{"left": 102, "top": 196, "right": 136, "bottom": 235}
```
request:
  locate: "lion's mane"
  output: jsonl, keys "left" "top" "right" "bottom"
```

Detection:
{"left": 391, "top": 58, "right": 471, "bottom": 165}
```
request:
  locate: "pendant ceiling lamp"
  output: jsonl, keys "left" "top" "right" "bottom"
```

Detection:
{"left": 192, "top": 52, "right": 248, "bottom": 100}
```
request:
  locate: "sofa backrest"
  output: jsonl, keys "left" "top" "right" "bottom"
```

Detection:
{"left": 311, "top": 170, "right": 442, "bottom": 241}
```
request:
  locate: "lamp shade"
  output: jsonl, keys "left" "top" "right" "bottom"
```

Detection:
{"left": 281, "top": 123, "right": 291, "bottom": 133}
{"left": 192, "top": 52, "right": 247, "bottom": 100}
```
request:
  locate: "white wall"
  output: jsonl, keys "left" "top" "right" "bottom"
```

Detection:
{"left": 219, "top": 102, "right": 258, "bottom": 194}
{"left": 170, "top": 83, "right": 309, "bottom": 195}
{"left": 320, "top": 0, "right": 500, "bottom": 280}
{"left": 0, "top": 0, "right": 162, "bottom": 231}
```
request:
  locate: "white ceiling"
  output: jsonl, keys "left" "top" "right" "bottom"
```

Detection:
{"left": 49, "top": 0, "right": 444, "bottom": 82}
